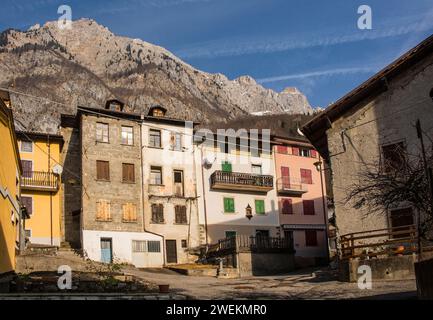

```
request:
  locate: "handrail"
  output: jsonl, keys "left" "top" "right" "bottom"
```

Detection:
{"left": 21, "top": 171, "right": 59, "bottom": 190}
{"left": 210, "top": 170, "right": 273, "bottom": 188}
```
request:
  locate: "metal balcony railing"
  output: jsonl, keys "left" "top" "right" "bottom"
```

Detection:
{"left": 210, "top": 170, "right": 273, "bottom": 192}
{"left": 276, "top": 177, "right": 308, "bottom": 196}
{"left": 21, "top": 171, "right": 59, "bottom": 192}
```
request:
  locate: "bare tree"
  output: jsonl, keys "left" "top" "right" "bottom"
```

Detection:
{"left": 345, "top": 142, "right": 433, "bottom": 240}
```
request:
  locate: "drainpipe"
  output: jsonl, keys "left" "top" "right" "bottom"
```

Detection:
{"left": 199, "top": 145, "right": 209, "bottom": 246}
{"left": 139, "top": 121, "right": 166, "bottom": 266}
{"left": 48, "top": 135, "right": 53, "bottom": 246}
{"left": 318, "top": 155, "right": 330, "bottom": 264}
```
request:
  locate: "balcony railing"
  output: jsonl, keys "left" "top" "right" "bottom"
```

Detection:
{"left": 210, "top": 170, "right": 273, "bottom": 192}
{"left": 21, "top": 171, "right": 60, "bottom": 192}
{"left": 276, "top": 177, "right": 308, "bottom": 196}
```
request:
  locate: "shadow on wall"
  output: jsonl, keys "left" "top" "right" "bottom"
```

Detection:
{"left": 0, "top": 218, "right": 13, "bottom": 274}
{"left": 61, "top": 127, "right": 82, "bottom": 248}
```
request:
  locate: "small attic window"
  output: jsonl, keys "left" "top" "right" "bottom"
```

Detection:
{"left": 105, "top": 99, "right": 124, "bottom": 112}
{"left": 148, "top": 105, "right": 167, "bottom": 117}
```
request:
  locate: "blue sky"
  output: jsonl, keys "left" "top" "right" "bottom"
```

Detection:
{"left": 2, "top": 0, "right": 433, "bottom": 108}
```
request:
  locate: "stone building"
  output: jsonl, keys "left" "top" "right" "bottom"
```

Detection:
{"left": 141, "top": 106, "right": 201, "bottom": 265}
{"left": 63, "top": 101, "right": 164, "bottom": 267}
{"left": 302, "top": 34, "right": 433, "bottom": 241}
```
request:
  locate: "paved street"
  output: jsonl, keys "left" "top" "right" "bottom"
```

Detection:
{"left": 122, "top": 266, "right": 417, "bottom": 300}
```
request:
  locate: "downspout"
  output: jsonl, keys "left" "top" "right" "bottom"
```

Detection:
{"left": 319, "top": 155, "right": 330, "bottom": 264}
{"left": 139, "top": 121, "right": 166, "bottom": 265}
{"left": 199, "top": 145, "right": 209, "bottom": 246}
{"left": 48, "top": 135, "right": 53, "bottom": 246}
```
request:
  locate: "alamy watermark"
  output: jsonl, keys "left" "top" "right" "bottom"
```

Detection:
{"left": 57, "top": 265, "right": 72, "bottom": 290}
{"left": 57, "top": 5, "right": 72, "bottom": 30}
{"left": 358, "top": 5, "right": 372, "bottom": 30}
{"left": 357, "top": 265, "right": 372, "bottom": 290}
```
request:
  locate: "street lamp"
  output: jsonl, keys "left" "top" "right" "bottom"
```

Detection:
{"left": 245, "top": 204, "right": 253, "bottom": 220}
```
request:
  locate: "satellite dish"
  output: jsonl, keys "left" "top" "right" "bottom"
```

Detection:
{"left": 202, "top": 155, "right": 216, "bottom": 168}
{"left": 53, "top": 164, "right": 63, "bottom": 175}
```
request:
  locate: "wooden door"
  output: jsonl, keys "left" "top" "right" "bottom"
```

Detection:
{"left": 165, "top": 240, "right": 178, "bottom": 264}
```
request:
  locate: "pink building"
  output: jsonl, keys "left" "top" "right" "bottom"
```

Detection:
{"left": 273, "top": 136, "right": 328, "bottom": 267}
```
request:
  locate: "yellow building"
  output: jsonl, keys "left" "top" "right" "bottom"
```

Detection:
{"left": 0, "top": 90, "right": 22, "bottom": 274}
{"left": 17, "top": 131, "right": 63, "bottom": 247}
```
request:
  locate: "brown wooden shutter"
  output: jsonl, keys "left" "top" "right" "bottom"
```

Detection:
{"left": 96, "top": 200, "right": 111, "bottom": 221}
{"left": 305, "top": 230, "right": 318, "bottom": 247}
{"left": 97, "top": 161, "right": 110, "bottom": 180}
{"left": 122, "top": 163, "right": 135, "bottom": 183}
{"left": 122, "top": 203, "right": 137, "bottom": 222}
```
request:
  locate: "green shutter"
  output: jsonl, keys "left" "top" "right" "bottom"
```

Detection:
{"left": 255, "top": 200, "right": 265, "bottom": 215}
{"left": 224, "top": 198, "right": 235, "bottom": 213}
{"left": 221, "top": 161, "right": 232, "bottom": 172}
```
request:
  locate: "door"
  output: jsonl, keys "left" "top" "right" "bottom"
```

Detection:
{"left": 390, "top": 208, "right": 414, "bottom": 239}
{"left": 166, "top": 240, "right": 178, "bottom": 264}
{"left": 256, "top": 230, "right": 270, "bottom": 248}
{"left": 100, "top": 238, "right": 112, "bottom": 263}
{"left": 173, "top": 170, "right": 184, "bottom": 197}
{"left": 284, "top": 230, "right": 294, "bottom": 249}
{"left": 281, "top": 167, "right": 290, "bottom": 189}
{"left": 21, "top": 160, "right": 33, "bottom": 178}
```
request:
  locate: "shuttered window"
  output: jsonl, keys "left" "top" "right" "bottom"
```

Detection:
{"left": 303, "top": 200, "right": 315, "bottom": 215}
{"left": 223, "top": 198, "right": 235, "bottom": 213}
{"left": 292, "top": 147, "right": 300, "bottom": 156}
{"left": 277, "top": 146, "right": 288, "bottom": 154}
{"left": 96, "top": 123, "right": 109, "bottom": 143}
{"left": 122, "top": 163, "right": 135, "bottom": 183}
{"left": 310, "top": 150, "right": 318, "bottom": 158}
{"left": 255, "top": 200, "right": 265, "bottom": 215}
{"left": 281, "top": 198, "right": 293, "bottom": 215}
{"left": 175, "top": 205, "right": 187, "bottom": 224}
{"left": 96, "top": 200, "right": 111, "bottom": 221}
{"left": 221, "top": 161, "right": 232, "bottom": 172}
{"left": 122, "top": 203, "right": 137, "bottom": 222}
{"left": 305, "top": 230, "right": 318, "bottom": 247}
{"left": 96, "top": 161, "right": 110, "bottom": 181}
{"left": 21, "top": 196, "right": 33, "bottom": 215}
{"left": 151, "top": 204, "right": 164, "bottom": 223}
{"left": 21, "top": 160, "right": 33, "bottom": 178}
{"left": 300, "top": 169, "right": 313, "bottom": 184}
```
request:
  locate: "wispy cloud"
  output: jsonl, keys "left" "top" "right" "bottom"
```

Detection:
{"left": 257, "top": 67, "right": 377, "bottom": 84}
{"left": 176, "top": 12, "right": 433, "bottom": 59}
{"left": 98, "top": 0, "right": 213, "bottom": 14}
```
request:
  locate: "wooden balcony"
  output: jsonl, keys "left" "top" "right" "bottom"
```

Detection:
{"left": 21, "top": 171, "right": 60, "bottom": 192}
{"left": 276, "top": 177, "right": 308, "bottom": 196}
{"left": 210, "top": 170, "right": 273, "bottom": 192}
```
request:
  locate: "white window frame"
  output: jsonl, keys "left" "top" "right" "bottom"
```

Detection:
{"left": 20, "top": 140, "right": 33, "bottom": 153}
{"left": 121, "top": 126, "right": 134, "bottom": 145}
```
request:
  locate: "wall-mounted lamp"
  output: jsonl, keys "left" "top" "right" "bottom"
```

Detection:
{"left": 245, "top": 204, "right": 253, "bottom": 220}
{"left": 314, "top": 161, "right": 322, "bottom": 172}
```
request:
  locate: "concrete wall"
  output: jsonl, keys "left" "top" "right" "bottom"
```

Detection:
{"left": 325, "top": 52, "right": 433, "bottom": 237}
{"left": 237, "top": 252, "right": 295, "bottom": 277}
{"left": 82, "top": 230, "right": 163, "bottom": 267}
{"left": 141, "top": 120, "right": 201, "bottom": 264}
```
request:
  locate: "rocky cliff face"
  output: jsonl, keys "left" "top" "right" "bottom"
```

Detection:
{"left": 0, "top": 18, "right": 312, "bottom": 132}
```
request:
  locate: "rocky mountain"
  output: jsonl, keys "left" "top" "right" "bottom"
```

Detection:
{"left": 0, "top": 18, "right": 313, "bottom": 132}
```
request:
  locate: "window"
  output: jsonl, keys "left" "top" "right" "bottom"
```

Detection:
{"left": 122, "top": 163, "right": 135, "bottom": 183}
{"left": 225, "top": 231, "right": 237, "bottom": 239}
{"left": 173, "top": 170, "right": 184, "bottom": 196}
{"left": 181, "top": 240, "right": 187, "bottom": 248}
{"left": 281, "top": 166, "right": 290, "bottom": 189}
{"left": 303, "top": 200, "right": 315, "bottom": 215}
{"left": 252, "top": 164, "right": 262, "bottom": 175}
{"left": 175, "top": 205, "right": 187, "bottom": 224}
{"left": 171, "top": 132, "right": 182, "bottom": 151}
{"left": 121, "top": 126, "right": 133, "bottom": 145}
{"left": 96, "top": 160, "right": 110, "bottom": 181}
{"left": 300, "top": 169, "right": 313, "bottom": 184}
{"left": 148, "top": 241, "right": 161, "bottom": 252}
{"left": 21, "top": 160, "right": 33, "bottom": 178}
{"left": 96, "top": 200, "right": 111, "bottom": 221}
{"left": 277, "top": 146, "right": 288, "bottom": 154}
{"left": 149, "top": 129, "right": 161, "bottom": 148}
{"left": 21, "top": 196, "right": 33, "bottom": 215}
{"left": 310, "top": 150, "right": 318, "bottom": 158}
{"left": 281, "top": 198, "right": 293, "bottom": 215}
{"left": 122, "top": 203, "right": 137, "bottom": 222}
{"left": 223, "top": 198, "right": 235, "bottom": 213}
{"left": 151, "top": 203, "right": 164, "bottom": 223}
{"left": 300, "top": 148, "right": 311, "bottom": 157}
{"left": 132, "top": 240, "right": 147, "bottom": 252}
{"left": 255, "top": 200, "right": 265, "bottom": 215}
{"left": 390, "top": 207, "right": 414, "bottom": 239}
{"left": 382, "top": 142, "right": 406, "bottom": 173}
{"left": 305, "top": 230, "right": 318, "bottom": 247}
{"left": 96, "top": 123, "right": 109, "bottom": 143}
{"left": 292, "top": 147, "right": 300, "bottom": 156}
{"left": 20, "top": 141, "right": 33, "bottom": 152}
{"left": 150, "top": 166, "right": 162, "bottom": 185}
{"left": 221, "top": 161, "right": 232, "bottom": 172}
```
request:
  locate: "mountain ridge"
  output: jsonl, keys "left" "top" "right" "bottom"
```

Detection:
{"left": 0, "top": 18, "right": 313, "bottom": 132}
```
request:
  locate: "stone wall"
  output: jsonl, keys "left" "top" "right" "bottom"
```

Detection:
{"left": 237, "top": 252, "right": 295, "bottom": 277}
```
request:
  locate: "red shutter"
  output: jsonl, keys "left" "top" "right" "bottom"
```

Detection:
{"left": 281, "top": 167, "right": 290, "bottom": 189}
{"left": 292, "top": 147, "right": 299, "bottom": 156}
{"left": 281, "top": 198, "right": 293, "bottom": 214}
{"left": 303, "top": 200, "right": 315, "bottom": 215}
{"left": 277, "top": 146, "right": 288, "bottom": 154}
{"left": 311, "top": 150, "right": 317, "bottom": 158}
{"left": 301, "top": 169, "right": 312, "bottom": 184}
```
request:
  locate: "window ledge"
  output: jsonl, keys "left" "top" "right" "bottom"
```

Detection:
{"left": 147, "top": 146, "right": 163, "bottom": 149}
{"left": 122, "top": 220, "right": 138, "bottom": 223}
{"left": 122, "top": 181, "right": 136, "bottom": 184}
{"left": 96, "top": 219, "right": 112, "bottom": 222}
{"left": 96, "top": 179, "right": 111, "bottom": 182}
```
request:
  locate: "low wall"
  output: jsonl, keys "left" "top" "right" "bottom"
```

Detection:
{"left": 237, "top": 252, "right": 295, "bottom": 277}
{"left": 340, "top": 255, "right": 417, "bottom": 282}
{"left": 415, "top": 258, "right": 433, "bottom": 300}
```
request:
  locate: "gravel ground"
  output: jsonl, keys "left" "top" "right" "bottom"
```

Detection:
{"left": 122, "top": 266, "right": 417, "bottom": 300}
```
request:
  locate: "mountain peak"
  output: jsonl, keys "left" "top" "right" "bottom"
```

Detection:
{"left": 0, "top": 18, "right": 312, "bottom": 132}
